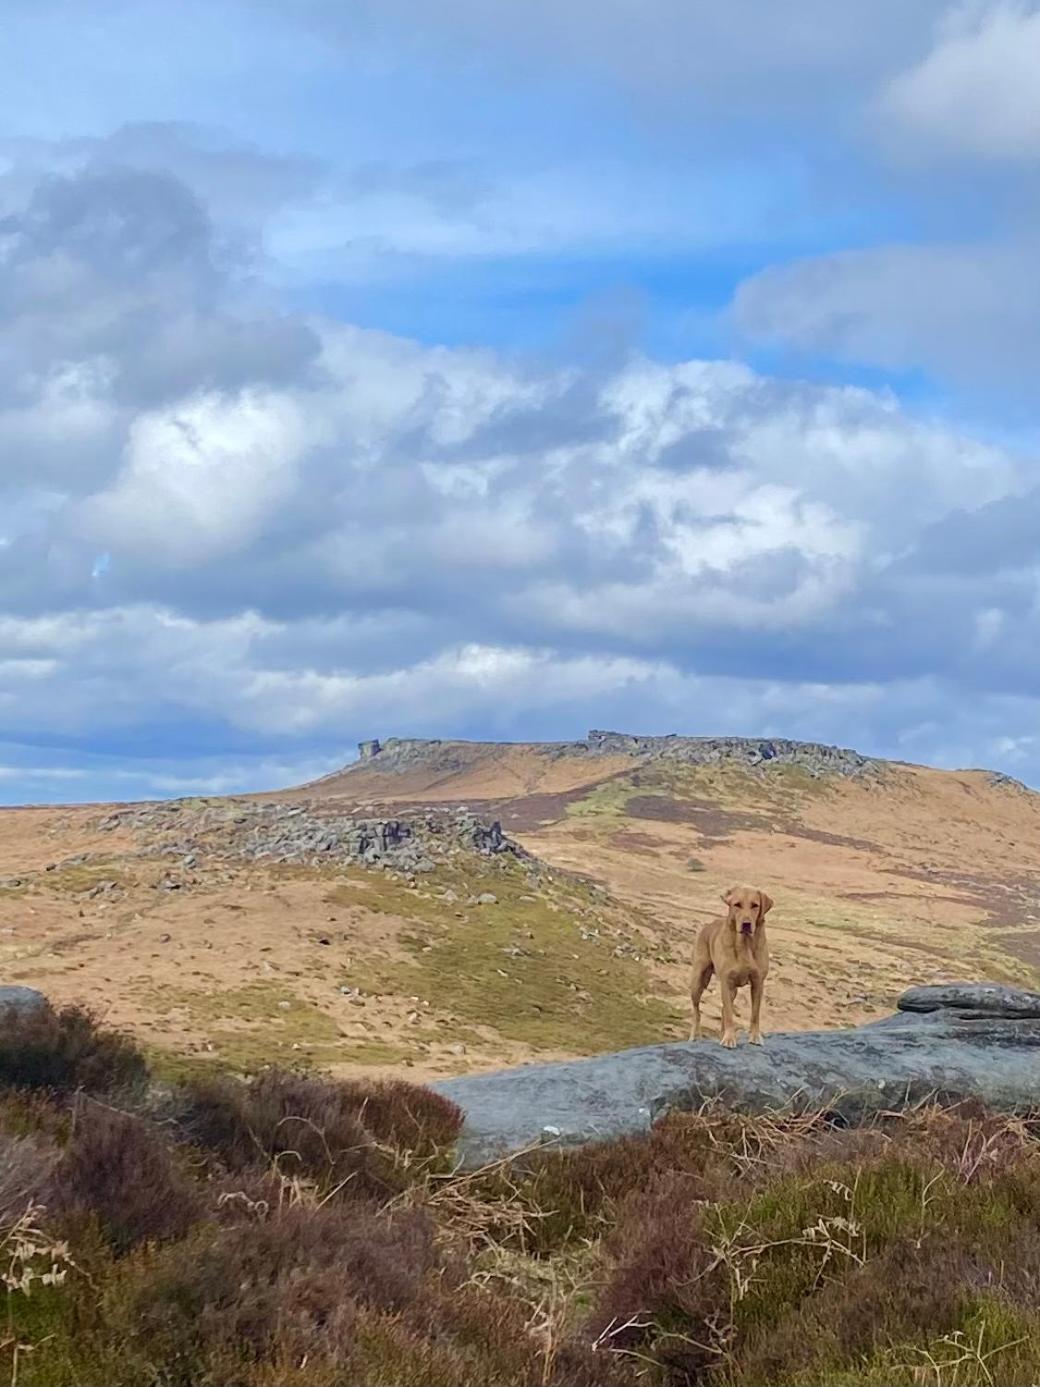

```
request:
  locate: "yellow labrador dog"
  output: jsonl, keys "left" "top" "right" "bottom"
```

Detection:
{"left": 690, "top": 885, "right": 773, "bottom": 1048}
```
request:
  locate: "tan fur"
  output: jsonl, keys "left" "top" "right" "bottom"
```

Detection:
{"left": 689, "top": 884, "right": 773, "bottom": 1048}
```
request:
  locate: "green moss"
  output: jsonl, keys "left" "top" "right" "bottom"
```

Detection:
{"left": 38, "top": 862, "right": 128, "bottom": 896}
{"left": 565, "top": 775, "right": 654, "bottom": 819}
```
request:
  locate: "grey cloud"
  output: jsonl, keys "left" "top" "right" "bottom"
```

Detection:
{"left": 655, "top": 428, "right": 735, "bottom": 473}
{"left": 907, "top": 487, "right": 1040, "bottom": 576}
{"left": 733, "top": 239, "right": 1040, "bottom": 400}
{"left": 345, "top": 160, "right": 494, "bottom": 217}
{"left": 282, "top": 0, "right": 947, "bottom": 120}
{"left": 3, "top": 122, "right": 323, "bottom": 232}
{"left": 0, "top": 163, "right": 321, "bottom": 414}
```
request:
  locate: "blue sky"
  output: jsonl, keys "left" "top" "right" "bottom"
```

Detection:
{"left": 3, "top": 0, "right": 1040, "bottom": 802}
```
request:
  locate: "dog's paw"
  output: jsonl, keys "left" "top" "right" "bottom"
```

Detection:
{"left": 749, "top": 1032, "right": 764, "bottom": 1046}
{"left": 720, "top": 1033, "right": 738, "bottom": 1050}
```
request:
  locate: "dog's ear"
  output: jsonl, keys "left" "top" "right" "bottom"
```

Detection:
{"left": 759, "top": 891, "right": 774, "bottom": 916}
{"left": 721, "top": 887, "right": 738, "bottom": 907}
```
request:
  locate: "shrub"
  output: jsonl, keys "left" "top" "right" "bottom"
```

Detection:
{"left": 0, "top": 1003, "right": 147, "bottom": 1095}
{"left": 471, "top": 1109, "right": 759, "bottom": 1257}
{"left": 47, "top": 1100, "right": 203, "bottom": 1254}
{"left": 589, "top": 1172, "right": 730, "bottom": 1380}
{"left": 176, "top": 1069, "right": 461, "bottom": 1200}
{"left": 0, "top": 1131, "right": 58, "bottom": 1223}
{"left": 115, "top": 1202, "right": 442, "bottom": 1381}
{"left": 176, "top": 1069, "right": 403, "bottom": 1199}
{"left": 329, "top": 1077, "right": 463, "bottom": 1155}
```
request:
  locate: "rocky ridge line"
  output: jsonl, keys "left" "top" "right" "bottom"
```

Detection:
{"left": 344, "top": 729, "right": 880, "bottom": 781}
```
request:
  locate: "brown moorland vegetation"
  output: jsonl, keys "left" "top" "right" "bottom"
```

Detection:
{"left": 0, "top": 1000, "right": 1039, "bottom": 1385}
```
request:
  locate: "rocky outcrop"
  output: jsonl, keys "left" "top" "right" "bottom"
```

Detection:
{"left": 346, "top": 730, "right": 880, "bottom": 781}
{"left": 433, "top": 983, "right": 1040, "bottom": 1166}
{"left": 583, "top": 730, "right": 877, "bottom": 777}
{"left": 96, "top": 800, "right": 517, "bottom": 876}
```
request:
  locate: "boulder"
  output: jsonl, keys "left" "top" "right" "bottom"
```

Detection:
{"left": 0, "top": 986, "right": 47, "bottom": 1014}
{"left": 432, "top": 983, "right": 1040, "bottom": 1166}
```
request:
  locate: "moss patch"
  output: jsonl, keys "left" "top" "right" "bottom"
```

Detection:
{"left": 38, "top": 861, "right": 129, "bottom": 896}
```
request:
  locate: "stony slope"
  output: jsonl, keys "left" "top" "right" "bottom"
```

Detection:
{"left": 1, "top": 730, "right": 1039, "bottom": 1081}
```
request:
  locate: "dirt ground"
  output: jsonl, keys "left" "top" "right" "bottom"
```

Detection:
{"left": 2, "top": 750, "right": 1038, "bottom": 1082}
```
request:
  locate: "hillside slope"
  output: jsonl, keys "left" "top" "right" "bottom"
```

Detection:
{"left": 1, "top": 731, "right": 1038, "bottom": 1081}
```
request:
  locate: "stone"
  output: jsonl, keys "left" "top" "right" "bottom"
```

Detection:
{"left": 0, "top": 986, "right": 46, "bottom": 1013}
{"left": 476, "top": 893, "right": 498, "bottom": 906}
{"left": 431, "top": 983, "right": 1040, "bottom": 1167}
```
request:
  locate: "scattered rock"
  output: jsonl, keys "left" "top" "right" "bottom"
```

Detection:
{"left": 476, "top": 892, "right": 498, "bottom": 906}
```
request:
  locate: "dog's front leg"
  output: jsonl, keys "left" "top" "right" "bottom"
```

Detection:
{"left": 749, "top": 974, "right": 765, "bottom": 1046}
{"left": 719, "top": 977, "right": 738, "bottom": 1049}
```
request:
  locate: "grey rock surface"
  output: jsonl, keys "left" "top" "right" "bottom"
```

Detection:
{"left": 0, "top": 986, "right": 47, "bottom": 1013}
{"left": 432, "top": 983, "right": 1040, "bottom": 1166}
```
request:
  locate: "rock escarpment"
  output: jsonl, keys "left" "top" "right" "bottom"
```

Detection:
{"left": 346, "top": 729, "right": 880, "bottom": 780}
{"left": 433, "top": 984, "right": 1040, "bottom": 1165}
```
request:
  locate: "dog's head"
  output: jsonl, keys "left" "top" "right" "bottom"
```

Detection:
{"left": 722, "top": 885, "right": 773, "bottom": 939}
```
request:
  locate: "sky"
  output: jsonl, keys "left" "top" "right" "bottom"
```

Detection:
{"left": 3, "top": 0, "right": 1040, "bottom": 803}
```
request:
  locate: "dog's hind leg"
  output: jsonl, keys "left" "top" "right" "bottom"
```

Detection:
{"left": 689, "top": 963, "right": 713, "bottom": 1040}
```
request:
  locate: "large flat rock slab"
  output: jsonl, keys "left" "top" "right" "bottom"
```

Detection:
{"left": 432, "top": 984, "right": 1040, "bottom": 1166}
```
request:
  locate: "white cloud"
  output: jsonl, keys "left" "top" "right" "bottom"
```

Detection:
{"left": 880, "top": 1, "right": 1040, "bottom": 161}
{"left": 78, "top": 388, "right": 320, "bottom": 564}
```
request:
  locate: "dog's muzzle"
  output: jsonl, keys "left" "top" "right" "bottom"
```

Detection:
{"left": 740, "top": 922, "right": 754, "bottom": 936}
